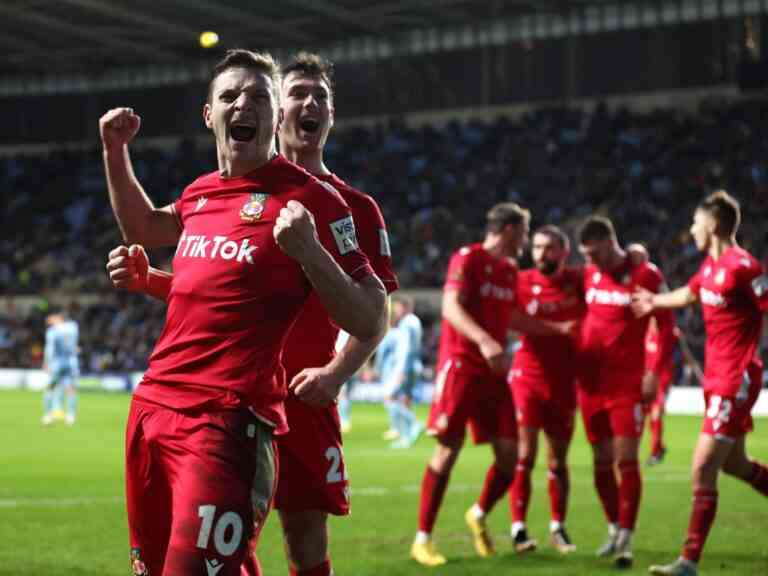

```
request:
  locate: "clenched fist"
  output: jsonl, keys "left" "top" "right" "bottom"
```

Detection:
{"left": 273, "top": 200, "right": 319, "bottom": 261}
{"left": 99, "top": 107, "right": 141, "bottom": 151}
{"left": 106, "top": 244, "right": 149, "bottom": 292}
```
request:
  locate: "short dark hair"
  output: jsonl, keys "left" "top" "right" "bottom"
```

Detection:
{"left": 578, "top": 215, "right": 616, "bottom": 245}
{"left": 698, "top": 190, "right": 741, "bottom": 237}
{"left": 533, "top": 224, "right": 570, "bottom": 251}
{"left": 282, "top": 51, "right": 334, "bottom": 98}
{"left": 207, "top": 49, "right": 281, "bottom": 104}
{"left": 486, "top": 202, "right": 530, "bottom": 234}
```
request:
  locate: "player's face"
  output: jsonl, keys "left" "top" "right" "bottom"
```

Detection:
{"left": 204, "top": 68, "right": 279, "bottom": 159}
{"left": 280, "top": 72, "right": 334, "bottom": 153}
{"left": 690, "top": 208, "right": 714, "bottom": 252}
{"left": 532, "top": 233, "right": 565, "bottom": 275}
{"left": 579, "top": 238, "right": 612, "bottom": 269}
{"left": 504, "top": 220, "right": 529, "bottom": 258}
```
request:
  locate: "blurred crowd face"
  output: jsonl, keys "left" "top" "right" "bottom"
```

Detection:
{"left": 690, "top": 208, "right": 714, "bottom": 252}
{"left": 532, "top": 232, "right": 566, "bottom": 276}
{"left": 204, "top": 67, "right": 280, "bottom": 168}
{"left": 45, "top": 313, "right": 63, "bottom": 326}
{"left": 579, "top": 237, "right": 613, "bottom": 270}
{"left": 280, "top": 72, "right": 334, "bottom": 154}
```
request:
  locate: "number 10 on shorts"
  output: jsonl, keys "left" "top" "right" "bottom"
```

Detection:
{"left": 197, "top": 505, "right": 244, "bottom": 556}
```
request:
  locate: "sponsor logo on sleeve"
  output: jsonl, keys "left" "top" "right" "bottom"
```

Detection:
{"left": 379, "top": 228, "right": 391, "bottom": 256}
{"left": 330, "top": 216, "right": 360, "bottom": 255}
{"left": 752, "top": 274, "right": 768, "bottom": 298}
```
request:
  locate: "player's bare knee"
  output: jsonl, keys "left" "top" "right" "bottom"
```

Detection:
{"left": 430, "top": 442, "right": 461, "bottom": 473}
{"left": 691, "top": 459, "right": 720, "bottom": 488}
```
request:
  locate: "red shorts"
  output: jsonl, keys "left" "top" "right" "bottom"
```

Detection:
{"left": 273, "top": 396, "right": 350, "bottom": 515}
{"left": 125, "top": 397, "right": 276, "bottom": 576}
{"left": 702, "top": 363, "right": 762, "bottom": 441}
{"left": 579, "top": 391, "right": 645, "bottom": 445}
{"left": 427, "top": 358, "right": 517, "bottom": 445}
{"left": 511, "top": 381, "right": 576, "bottom": 441}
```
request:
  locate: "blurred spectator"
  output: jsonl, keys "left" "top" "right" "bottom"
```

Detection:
{"left": 1, "top": 99, "right": 767, "bottom": 375}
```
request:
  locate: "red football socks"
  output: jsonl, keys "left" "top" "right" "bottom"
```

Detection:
{"left": 618, "top": 460, "right": 642, "bottom": 530}
{"left": 418, "top": 467, "right": 450, "bottom": 533}
{"left": 746, "top": 461, "right": 768, "bottom": 496}
{"left": 511, "top": 458, "right": 533, "bottom": 523}
{"left": 649, "top": 416, "right": 664, "bottom": 456}
{"left": 548, "top": 467, "right": 570, "bottom": 523}
{"left": 477, "top": 464, "right": 512, "bottom": 515}
{"left": 682, "top": 488, "right": 718, "bottom": 563}
{"left": 594, "top": 462, "right": 619, "bottom": 524}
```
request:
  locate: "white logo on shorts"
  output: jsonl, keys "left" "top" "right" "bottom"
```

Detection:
{"left": 205, "top": 558, "right": 223, "bottom": 575}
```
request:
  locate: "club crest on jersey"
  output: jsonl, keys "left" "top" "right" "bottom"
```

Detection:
{"left": 240, "top": 192, "right": 269, "bottom": 222}
{"left": 714, "top": 269, "right": 726, "bottom": 285}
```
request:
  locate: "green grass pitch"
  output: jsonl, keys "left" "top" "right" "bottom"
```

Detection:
{"left": 1, "top": 389, "right": 767, "bottom": 575}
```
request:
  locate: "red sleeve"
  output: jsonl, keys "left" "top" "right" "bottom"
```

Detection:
{"left": 645, "top": 264, "right": 676, "bottom": 375}
{"left": 352, "top": 195, "right": 399, "bottom": 294}
{"left": 311, "top": 185, "right": 374, "bottom": 282}
{"left": 444, "top": 248, "right": 474, "bottom": 296}
{"left": 741, "top": 262, "right": 768, "bottom": 313}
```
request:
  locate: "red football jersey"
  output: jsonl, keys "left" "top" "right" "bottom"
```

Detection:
{"left": 136, "top": 155, "right": 373, "bottom": 433}
{"left": 687, "top": 246, "right": 766, "bottom": 396}
{"left": 644, "top": 321, "right": 676, "bottom": 378}
{"left": 580, "top": 256, "right": 674, "bottom": 395}
{"left": 281, "top": 173, "right": 399, "bottom": 380}
{"left": 437, "top": 243, "right": 517, "bottom": 371}
{"left": 510, "top": 267, "right": 585, "bottom": 397}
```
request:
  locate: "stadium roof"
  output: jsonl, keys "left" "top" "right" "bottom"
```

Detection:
{"left": 0, "top": 0, "right": 616, "bottom": 75}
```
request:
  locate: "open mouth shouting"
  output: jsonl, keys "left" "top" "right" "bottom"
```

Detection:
{"left": 230, "top": 123, "right": 257, "bottom": 142}
{"left": 299, "top": 117, "right": 320, "bottom": 134}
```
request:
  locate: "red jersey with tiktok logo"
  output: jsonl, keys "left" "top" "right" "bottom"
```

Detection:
{"left": 437, "top": 243, "right": 518, "bottom": 373}
{"left": 687, "top": 246, "right": 767, "bottom": 397}
{"left": 137, "top": 155, "right": 373, "bottom": 434}
{"left": 580, "top": 256, "right": 675, "bottom": 397}
{"left": 510, "top": 267, "right": 585, "bottom": 400}
{"left": 281, "top": 173, "right": 398, "bottom": 379}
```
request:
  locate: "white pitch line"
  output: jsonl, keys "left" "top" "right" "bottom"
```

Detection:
{"left": 0, "top": 473, "right": 690, "bottom": 507}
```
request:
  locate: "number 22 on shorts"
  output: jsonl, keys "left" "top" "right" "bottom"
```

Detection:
{"left": 325, "top": 446, "right": 348, "bottom": 483}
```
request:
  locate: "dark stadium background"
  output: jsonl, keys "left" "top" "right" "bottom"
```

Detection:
{"left": 1, "top": 0, "right": 766, "bottom": 378}
{"left": 0, "top": 4, "right": 767, "bottom": 574}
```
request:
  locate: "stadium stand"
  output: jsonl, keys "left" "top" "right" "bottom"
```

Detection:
{"left": 1, "top": 97, "right": 766, "bottom": 373}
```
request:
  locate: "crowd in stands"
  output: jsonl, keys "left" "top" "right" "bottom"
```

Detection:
{"left": 1, "top": 97, "right": 767, "bottom": 376}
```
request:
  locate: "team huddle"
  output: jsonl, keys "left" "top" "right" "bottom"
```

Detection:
{"left": 98, "top": 48, "right": 768, "bottom": 576}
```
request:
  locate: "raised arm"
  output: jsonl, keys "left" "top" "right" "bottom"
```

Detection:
{"left": 274, "top": 200, "right": 387, "bottom": 342}
{"left": 106, "top": 245, "right": 172, "bottom": 301}
{"left": 100, "top": 108, "right": 181, "bottom": 247}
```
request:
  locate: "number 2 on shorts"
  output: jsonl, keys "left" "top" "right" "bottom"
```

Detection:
{"left": 325, "top": 446, "right": 348, "bottom": 483}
